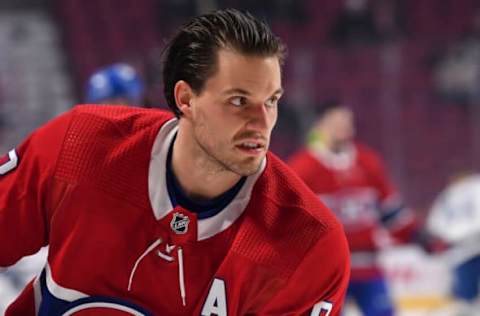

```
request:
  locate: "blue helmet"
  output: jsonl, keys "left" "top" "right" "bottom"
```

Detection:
{"left": 85, "top": 63, "right": 144, "bottom": 104}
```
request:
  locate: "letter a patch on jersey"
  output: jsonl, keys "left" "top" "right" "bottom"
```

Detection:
{"left": 0, "top": 149, "right": 18, "bottom": 175}
{"left": 310, "top": 301, "right": 333, "bottom": 316}
{"left": 201, "top": 278, "right": 227, "bottom": 316}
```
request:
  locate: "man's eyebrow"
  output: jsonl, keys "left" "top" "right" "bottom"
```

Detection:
{"left": 222, "top": 88, "right": 251, "bottom": 96}
{"left": 222, "top": 87, "right": 284, "bottom": 96}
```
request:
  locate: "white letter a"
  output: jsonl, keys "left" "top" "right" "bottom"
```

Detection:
{"left": 201, "top": 278, "right": 227, "bottom": 316}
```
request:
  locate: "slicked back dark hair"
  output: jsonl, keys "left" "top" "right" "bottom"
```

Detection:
{"left": 163, "top": 8, "right": 287, "bottom": 117}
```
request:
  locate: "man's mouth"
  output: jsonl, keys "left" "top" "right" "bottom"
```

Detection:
{"left": 235, "top": 141, "right": 265, "bottom": 155}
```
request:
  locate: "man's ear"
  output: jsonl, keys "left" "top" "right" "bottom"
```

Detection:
{"left": 174, "top": 80, "right": 195, "bottom": 118}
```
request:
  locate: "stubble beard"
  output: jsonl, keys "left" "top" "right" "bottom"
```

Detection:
{"left": 193, "top": 132, "right": 264, "bottom": 177}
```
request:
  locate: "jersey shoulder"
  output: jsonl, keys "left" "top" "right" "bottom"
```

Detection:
{"left": 65, "top": 104, "right": 174, "bottom": 154}
{"left": 70, "top": 104, "right": 174, "bottom": 134}
{"left": 233, "top": 152, "right": 345, "bottom": 277}
{"left": 54, "top": 105, "right": 175, "bottom": 207}
{"left": 58, "top": 104, "right": 174, "bottom": 176}
{"left": 264, "top": 153, "right": 339, "bottom": 223}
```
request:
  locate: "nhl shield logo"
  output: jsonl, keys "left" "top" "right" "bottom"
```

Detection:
{"left": 170, "top": 212, "right": 189, "bottom": 234}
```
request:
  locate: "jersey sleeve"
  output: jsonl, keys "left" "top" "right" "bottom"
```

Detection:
{"left": 363, "top": 147, "right": 418, "bottom": 243}
{"left": 0, "top": 111, "right": 73, "bottom": 267}
{"left": 259, "top": 225, "right": 350, "bottom": 316}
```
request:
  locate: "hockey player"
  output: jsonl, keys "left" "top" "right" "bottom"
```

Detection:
{"left": 426, "top": 172, "right": 480, "bottom": 315}
{"left": 0, "top": 9, "right": 350, "bottom": 315}
{"left": 288, "top": 100, "right": 417, "bottom": 316}
{"left": 85, "top": 63, "right": 145, "bottom": 105}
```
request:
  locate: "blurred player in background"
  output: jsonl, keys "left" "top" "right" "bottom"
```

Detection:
{"left": 289, "top": 100, "right": 418, "bottom": 316}
{"left": 85, "top": 62, "right": 145, "bottom": 105}
{"left": 0, "top": 9, "right": 350, "bottom": 315}
{"left": 426, "top": 172, "right": 480, "bottom": 316}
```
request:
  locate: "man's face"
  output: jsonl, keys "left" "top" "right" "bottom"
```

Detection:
{"left": 188, "top": 49, "right": 282, "bottom": 176}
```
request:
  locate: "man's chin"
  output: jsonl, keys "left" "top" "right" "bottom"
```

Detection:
{"left": 235, "top": 159, "right": 264, "bottom": 176}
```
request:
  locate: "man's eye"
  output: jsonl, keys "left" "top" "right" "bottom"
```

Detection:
{"left": 265, "top": 97, "right": 279, "bottom": 108}
{"left": 230, "top": 97, "right": 246, "bottom": 107}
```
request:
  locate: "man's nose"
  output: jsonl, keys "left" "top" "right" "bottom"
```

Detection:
{"left": 245, "top": 103, "right": 270, "bottom": 131}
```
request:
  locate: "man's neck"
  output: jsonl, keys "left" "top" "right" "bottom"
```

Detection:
{"left": 171, "top": 127, "right": 241, "bottom": 200}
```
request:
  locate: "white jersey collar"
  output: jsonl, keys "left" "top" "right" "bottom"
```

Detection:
{"left": 148, "top": 118, "right": 266, "bottom": 241}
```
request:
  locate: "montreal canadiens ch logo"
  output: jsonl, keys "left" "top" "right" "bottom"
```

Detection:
{"left": 170, "top": 212, "right": 189, "bottom": 234}
{"left": 60, "top": 297, "right": 153, "bottom": 316}
{"left": 62, "top": 303, "right": 145, "bottom": 316}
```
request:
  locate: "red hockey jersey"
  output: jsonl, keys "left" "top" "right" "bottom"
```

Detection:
{"left": 0, "top": 105, "right": 349, "bottom": 315}
{"left": 288, "top": 144, "right": 415, "bottom": 280}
